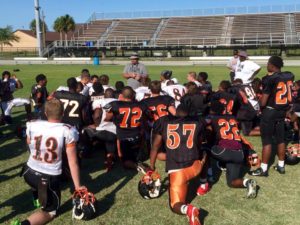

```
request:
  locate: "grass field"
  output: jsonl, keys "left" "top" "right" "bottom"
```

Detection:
{"left": 0, "top": 64, "right": 300, "bottom": 225}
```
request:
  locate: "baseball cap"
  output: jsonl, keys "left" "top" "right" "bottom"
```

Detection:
{"left": 130, "top": 53, "right": 139, "bottom": 60}
{"left": 238, "top": 50, "right": 248, "bottom": 58}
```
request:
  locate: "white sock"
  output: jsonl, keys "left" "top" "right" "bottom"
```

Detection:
{"left": 243, "top": 179, "right": 249, "bottom": 187}
{"left": 278, "top": 160, "right": 285, "bottom": 167}
{"left": 200, "top": 183, "right": 207, "bottom": 189}
{"left": 261, "top": 163, "right": 268, "bottom": 172}
{"left": 180, "top": 205, "right": 188, "bottom": 214}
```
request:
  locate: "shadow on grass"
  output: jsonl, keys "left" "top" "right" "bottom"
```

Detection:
{"left": 59, "top": 152, "right": 138, "bottom": 220}
{"left": 0, "top": 138, "right": 27, "bottom": 161}
{"left": 0, "top": 189, "right": 33, "bottom": 223}
{"left": 0, "top": 163, "right": 25, "bottom": 186}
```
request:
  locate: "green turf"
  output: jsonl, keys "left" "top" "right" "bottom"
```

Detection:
{"left": 1, "top": 64, "right": 300, "bottom": 225}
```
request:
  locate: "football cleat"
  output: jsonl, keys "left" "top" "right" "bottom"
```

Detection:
{"left": 72, "top": 188, "right": 96, "bottom": 220}
{"left": 16, "top": 126, "right": 26, "bottom": 139}
{"left": 33, "top": 198, "right": 41, "bottom": 208}
{"left": 10, "top": 219, "right": 21, "bottom": 225}
{"left": 248, "top": 167, "right": 268, "bottom": 177}
{"left": 246, "top": 179, "right": 257, "bottom": 199}
{"left": 197, "top": 183, "right": 210, "bottom": 196}
{"left": 187, "top": 205, "right": 201, "bottom": 225}
{"left": 273, "top": 164, "right": 285, "bottom": 174}
{"left": 138, "top": 170, "right": 161, "bottom": 199}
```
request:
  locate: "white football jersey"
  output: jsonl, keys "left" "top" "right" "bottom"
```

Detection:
{"left": 92, "top": 98, "right": 117, "bottom": 134}
{"left": 135, "top": 86, "right": 151, "bottom": 101}
{"left": 162, "top": 84, "right": 187, "bottom": 107}
{"left": 56, "top": 86, "right": 69, "bottom": 92}
{"left": 161, "top": 78, "right": 178, "bottom": 89}
{"left": 26, "top": 120, "right": 79, "bottom": 176}
{"left": 103, "top": 85, "right": 115, "bottom": 91}
{"left": 81, "top": 85, "right": 90, "bottom": 96}
{"left": 193, "top": 80, "right": 202, "bottom": 87}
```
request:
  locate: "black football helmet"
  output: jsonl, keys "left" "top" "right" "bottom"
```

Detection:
{"left": 247, "top": 149, "right": 261, "bottom": 170}
{"left": 161, "top": 70, "right": 172, "bottom": 80}
{"left": 72, "top": 188, "right": 96, "bottom": 220}
{"left": 285, "top": 144, "right": 300, "bottom": 165}
{"left": 138, "top": 171, "right": 161, "bottom": 199}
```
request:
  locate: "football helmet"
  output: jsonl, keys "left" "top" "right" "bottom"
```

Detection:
{"left": 138, "top": 170, "right": 161, "bottom": 199}
{"left": 72, "top": 188, "right": 96, "bottom": 220}
{"left": 247, "top": 149, "right": 261, "bottom": 170}
{"left": 285, "top": 144, "right": 300, "bottom": 165}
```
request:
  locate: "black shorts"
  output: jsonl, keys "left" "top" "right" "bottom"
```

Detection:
{"left": 260, "top": 108, "right": 286, "bottom": 146}
{"left": 210, "top": 145, "right": 244, "bottom": 186}
{"left": 226, "top": 163, "right": 243, "bottom": 187}
{"left": 119, "top": 136, "right": 142, "bottom": 162}
{"left": 23, "top": 166, "right": 61, "bottom": 215}
{"left": 83, "top": 127, "right": 117, "bottom": 154}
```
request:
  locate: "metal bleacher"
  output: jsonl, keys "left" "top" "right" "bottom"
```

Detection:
{"left": 230, "top": 14, "right": 286, "bottom": 45}
{"left": 105, "top": 18, "right": 162, "bottom": 47}
{"left": 156, "top": 16, "right": 225, "bottom": 47}
{"left": 64, "top": 4, "right": 300, "bottom": 50}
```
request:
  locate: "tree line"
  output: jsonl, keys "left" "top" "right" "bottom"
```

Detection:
{"left": 0, "top": 14, "right": 76, "bottom": 50}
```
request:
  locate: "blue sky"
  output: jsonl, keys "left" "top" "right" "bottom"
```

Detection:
{"left": 1, "top": 0, "right": 300, "bottom": 30}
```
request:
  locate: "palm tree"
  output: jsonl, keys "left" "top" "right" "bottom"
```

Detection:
{"left": 29, "top": 19, "right": 48, "bottom": 35}
{"left": 53, "top": 16, "right": 64, "bottom": 45}
{"left": 61, "top": 14, "right": 75, "bottom": 47}
{"left": 0, "top": 26, "right": 20, "bottom": 52}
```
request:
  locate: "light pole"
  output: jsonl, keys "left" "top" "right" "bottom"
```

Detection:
{"left": 34, "top": 0, "right": 43, "bottom": 57}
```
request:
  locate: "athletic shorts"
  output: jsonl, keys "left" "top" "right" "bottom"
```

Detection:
{"left": 168, "top": 160, "right": 202, "bottom": 209}
{"left": 1, "top": 98, "right": 30, "bottom": 116}
{"left": 260, "top": 108, "right": 286, "bottom": 146}
{"left": 239, "top": 116, "right": 260, "bottom": 136}
{"left": 210, "top": 145, "right": 244, "bottom": 187}
{"left": 83, "top": 127, "right": 117, "bottom": 153}
{"left": 23, "top": 165, "right": 61, "bottom": 215}
{"left": 119, "top": 136, "right": 142, "bottom": 162}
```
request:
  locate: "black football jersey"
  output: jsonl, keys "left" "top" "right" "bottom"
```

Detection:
{"left": 154, "top": 116, "right": 203, "bottom": 171}
{"left": 53, "top": 91, "right": 88, "bottom": 129}
{"left": 108, "top": 101, "right": 147, "bottom": 139}
{"left": 141, "top": 95, "right": 175, "bottom": 122}
{"left": 231, "top": 84, "right": 259, "bottom": 120}
{"left": 211, "top": 91, "right": 236, "bottom": 115}
{"left": 180, "top": 93, "right": 207, "bottom": 117}
{"left": 262, "top": 72, "right": 294, "bottom": 111}
{"left": 31, "top": 84, "right": 48, "bottom": 106}
{"left": 209, "top": 115, "right": 242, "bottom": 145}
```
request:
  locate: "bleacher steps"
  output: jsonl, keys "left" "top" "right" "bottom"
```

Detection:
{"left": 97, "top": 20, "right": 120, "bottom": 46}
{"left": 220, "top": 16, "right": 234, "bottom": 45}
{"left": 285, "top": 14, "right": 297, "bottom": 44}
{"left": 149, "top": 18, "right": 170, "bottom": 46}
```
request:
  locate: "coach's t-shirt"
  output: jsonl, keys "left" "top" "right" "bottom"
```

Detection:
{"left": 234, "top": 60, "right": 261, "bottom": 84}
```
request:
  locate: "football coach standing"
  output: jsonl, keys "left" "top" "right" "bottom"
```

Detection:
{"left": 123, "top": 53, "right": 148, "bottom": 89}
{"left": 234, "top": 50, "right": 261, "bottom": 84}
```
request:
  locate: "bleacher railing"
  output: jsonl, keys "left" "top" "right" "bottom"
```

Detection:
{"left": 59, "top": 32, "right": 300, "bottom": 49}
{"left": 93, "top": 4, "right": 300, "bottom": 20}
